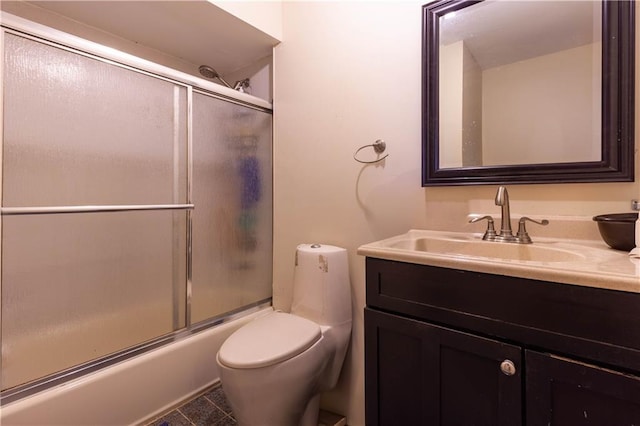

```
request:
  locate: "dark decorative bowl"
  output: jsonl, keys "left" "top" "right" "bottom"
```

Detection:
{"left": 592, "top": 212, "right": 638, "bottom": 251}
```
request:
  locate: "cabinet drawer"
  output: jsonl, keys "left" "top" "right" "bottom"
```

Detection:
{"left": 366, "top": 257, "right": 640, "bottom": 372}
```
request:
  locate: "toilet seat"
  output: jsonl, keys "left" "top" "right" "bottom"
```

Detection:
{"left": 218, "top": 312, "right": 321, "bottom": 369}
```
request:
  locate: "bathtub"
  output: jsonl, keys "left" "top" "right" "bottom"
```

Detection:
{"left": 0, "top": 307, "right": 272, "bottom": 425}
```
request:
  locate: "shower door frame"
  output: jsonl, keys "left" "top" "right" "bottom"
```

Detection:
{"left": 0, "top": 12, "right": 273, "bottom": 404}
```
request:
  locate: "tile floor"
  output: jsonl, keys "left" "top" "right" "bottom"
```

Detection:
{"left": 146, "top": 383, "right": 346, "bottom": 426}
{"left": 147, "top": 384, "right": 236, "bottom": 426}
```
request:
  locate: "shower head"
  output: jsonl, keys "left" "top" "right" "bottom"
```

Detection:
{"left": 198, "top": 65, "right": 232, "bottom": 89}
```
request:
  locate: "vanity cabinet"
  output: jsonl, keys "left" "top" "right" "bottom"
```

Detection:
{"left": 364, "top": 257, "right": 640, "bottom": 426}
{"left": 365, "top": 308, "right": 522, "bottom": 425}
{"left": 526, "top": 350, "right": 640, "bottom": 425}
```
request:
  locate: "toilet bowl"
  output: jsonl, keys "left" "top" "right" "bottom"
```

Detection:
{"left": 216, "top": 244, "right": 352, "bottom": 426}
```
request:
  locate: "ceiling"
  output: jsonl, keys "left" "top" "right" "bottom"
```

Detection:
{"left": 2, "top": 1, "right": 279, "bottom": 76}
{"left": 440, "top": 1, "right": 601, "bottom": 70}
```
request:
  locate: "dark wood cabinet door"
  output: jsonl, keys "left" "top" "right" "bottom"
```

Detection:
{"left": 526, "top": 350, "right": 640, "bottom": 426}
{"left": 365, "top": 308, "right": 522, "bottom": 426}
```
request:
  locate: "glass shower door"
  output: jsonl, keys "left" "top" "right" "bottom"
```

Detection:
{"left": 1, "top": 33, "right": 189, "bottom": 390}
{"left": 190, "top": 92, "right": 273, "bottom": 323}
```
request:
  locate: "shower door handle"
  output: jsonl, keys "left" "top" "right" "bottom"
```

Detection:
{"left": 1, "top": 204, "right": 195, "bottom": 215}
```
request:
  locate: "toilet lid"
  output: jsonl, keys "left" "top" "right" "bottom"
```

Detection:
{"left": 218, "top": 312, "right": 322, "bottom": 369}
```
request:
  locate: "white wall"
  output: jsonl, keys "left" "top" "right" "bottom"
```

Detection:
{"left": 440, "top": 39, "right": 483, "bottom": 168}
{"left": 273, "top": 2, "right": 639, "bottom": 425}
{"left": 210, "top": 0, "right": 283, "bottom": 42}
{"left": 439, "top": 41, "right": 464, "bottom": 168}
{"left": 462, "top": 42, "right": 483, "bottom": 166}
{"left": 483, "top": 43, "right": 601, "bottom": 165}
{"left": 274, "top": 3, "right": 427, "bottom": 424}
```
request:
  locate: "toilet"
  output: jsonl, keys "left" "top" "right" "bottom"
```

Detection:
{"left": 216, "top": 244, "right": 352, "bottom": 426}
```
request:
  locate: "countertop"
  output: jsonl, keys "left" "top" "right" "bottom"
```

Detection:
{"left": 357, "top": 230, "right": 640, "bottom": 293}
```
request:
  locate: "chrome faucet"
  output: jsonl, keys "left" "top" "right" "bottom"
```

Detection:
{"left": 469, "top": 186, "right": 549, "bottom": 244}
{"left": 494, "top": 186, "right": 516, "bottom": 242}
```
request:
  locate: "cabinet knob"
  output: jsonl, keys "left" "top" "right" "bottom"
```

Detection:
{"left": 500, "top": 360, "right": 516, "bottom": 376}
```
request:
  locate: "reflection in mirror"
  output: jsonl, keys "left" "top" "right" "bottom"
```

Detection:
{"left": 422, "top": 0, "right": 634, "bottom": 185}
{"left": 439, "top": 1, "right": 601, "bottom": 168}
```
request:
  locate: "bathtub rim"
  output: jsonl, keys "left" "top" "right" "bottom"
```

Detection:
{"left": 1, "top": 304, "right": 274, "bottom": 426}
{"left": 1, "top": 299, "right": 272, "bottom": 406}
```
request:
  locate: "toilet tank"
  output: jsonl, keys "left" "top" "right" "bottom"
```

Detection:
{"left": 290, "top": 244, "right": 351, "bottom": 326}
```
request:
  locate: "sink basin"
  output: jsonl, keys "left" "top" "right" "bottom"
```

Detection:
{"left": 387, "top": 236, "right": 586, "bottom": 263}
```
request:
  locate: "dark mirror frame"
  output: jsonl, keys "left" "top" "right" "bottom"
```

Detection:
{"left": 422, "top": 0, "right": 635, "bottom": 186}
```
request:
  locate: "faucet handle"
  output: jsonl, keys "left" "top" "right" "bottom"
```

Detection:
{"left": 516, "top": 217, "right": 549, "bottom": 244}
{"left": 469, "top": 215, "right": 497, "bottom": 241}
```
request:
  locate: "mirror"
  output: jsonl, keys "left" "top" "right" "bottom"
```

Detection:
{"left": 422, "top": 0, "right": 635, "bottom": 186}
